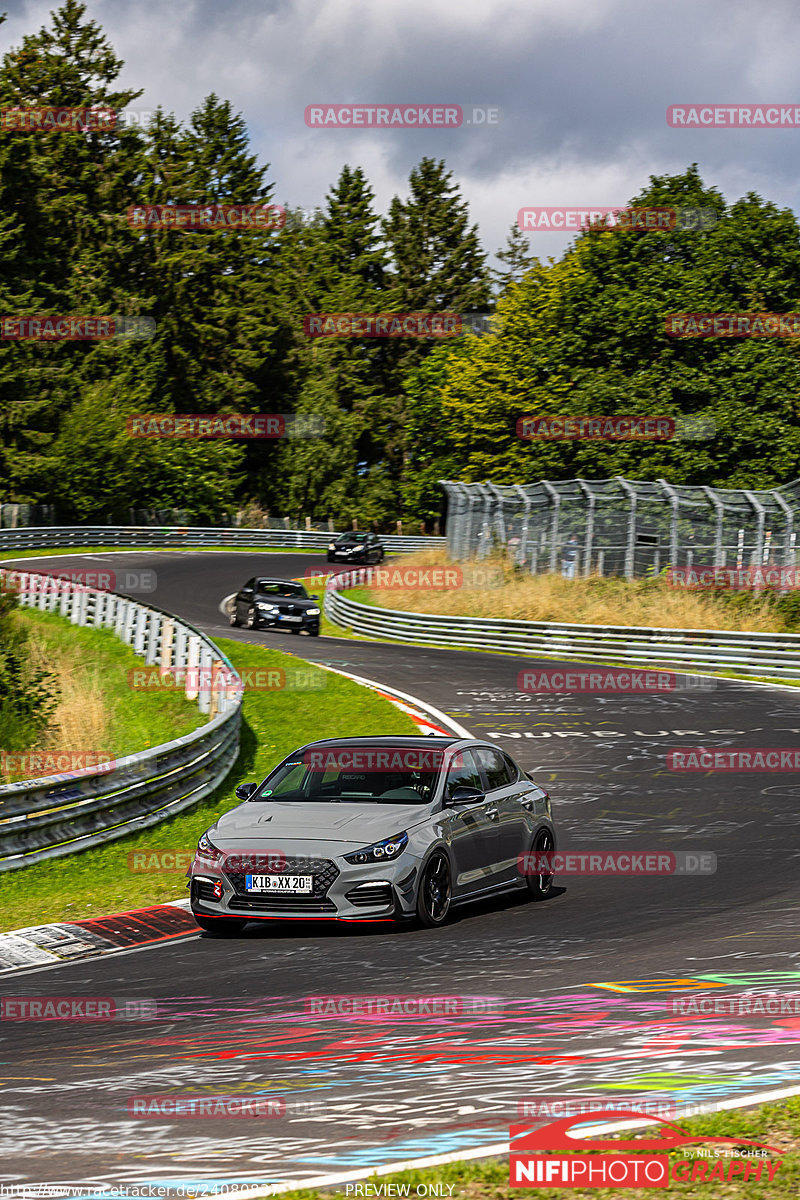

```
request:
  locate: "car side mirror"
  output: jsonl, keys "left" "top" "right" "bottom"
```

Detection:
{"left": 311, "top": 594, "right": 319, "bottom": 600}
{"left": 235, "top": 782, "right": 258, "bottom": 800}
{"left": 446, "top": 785, "right": 485, "bottom": 806}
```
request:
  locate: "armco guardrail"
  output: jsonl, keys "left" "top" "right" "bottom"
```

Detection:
{"left": 0, "top": 525, "right": 444, "bottom": 554}
{"left": 0, "top": 570, "right": 242, "bottom": 871}
{"left": 325, "top": 588, "right": 800, "bottom": 681}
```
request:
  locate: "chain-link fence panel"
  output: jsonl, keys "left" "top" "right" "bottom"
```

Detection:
{"left": 440, "top": 476, "right": 800, "bottom": 581}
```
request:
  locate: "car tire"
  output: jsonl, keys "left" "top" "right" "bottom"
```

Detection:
{"left": 193, "top": 914, "right": 247, "bottom": 935}
{"left": 245, "top": 607, "right": 257, "bottom": 630}
{"left": 309, "top": 628, "right": 320, "bottom": 637}
{"left": 525, "top": 828, "right": 555, "bottom": 900}
{"left": 416, "top": 850, "right": 452, "bottom": 927}
{"left": 228, "top": 606, "right": 240, "bottom": 627}
{"left": 290, "top": 627, "right": 301, "bottom": 634}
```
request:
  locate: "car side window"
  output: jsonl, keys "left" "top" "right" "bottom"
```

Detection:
{"left": 242, "top": 577, "right": 255, "bottom": 591}
{"left": 474, "top": 747, "right": 514, "bottom": 791}
{"left": 445, "top": 749, "right": 483, "bottom": 798}
{"left": 501, "top": 752, "right": 521, "bottom": 783}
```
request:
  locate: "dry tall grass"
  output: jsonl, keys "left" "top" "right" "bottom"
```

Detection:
{"left": 21, "top": 619, "right": 109, "bottom": 755}
{"left": 363, "top": 550, "right": 788, "bottom": 632}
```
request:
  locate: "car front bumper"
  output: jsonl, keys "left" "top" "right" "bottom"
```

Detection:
{"left": 189, "top": 850, "right": 421, "bottom": 923}
{"left": 251, "top": 614, "right": 320, "bottom": 632}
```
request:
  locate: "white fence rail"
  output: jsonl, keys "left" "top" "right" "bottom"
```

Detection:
{"left": 325, "top": 589, "right": 800, "bottom": 681}
{"left": 0, "top": 525, "right": 444, "bottom": 555}
{"left": 0, "top": 570, "right": 242, "bottom": 871}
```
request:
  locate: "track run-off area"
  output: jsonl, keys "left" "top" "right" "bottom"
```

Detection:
{"left": 1, "top": 550, "right": 799, "bottom": 1197}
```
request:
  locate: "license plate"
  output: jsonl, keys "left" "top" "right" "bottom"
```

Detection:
{"left": 245, "top": 874, "right": 313, "bottom": 893}
{"left": 279, "top": 615, "right": 303, "bottom": 622}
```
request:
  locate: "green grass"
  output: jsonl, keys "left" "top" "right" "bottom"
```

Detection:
{"left": 266, "top": 1096, "right": 800, "bottom": 1200}
{"left": 5, "top": 608, "right": 205, "bottom": 776}
{"left": 1, "top": 637, "right": 419, "bottom": 931}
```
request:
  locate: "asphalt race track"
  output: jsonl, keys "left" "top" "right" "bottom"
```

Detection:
{"left": 1, "top": 551, "right": 799, "bottom": 1196}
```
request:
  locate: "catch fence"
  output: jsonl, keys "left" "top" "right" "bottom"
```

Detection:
{"left": 440, "top": 477, "right": 800, "bottom": 579}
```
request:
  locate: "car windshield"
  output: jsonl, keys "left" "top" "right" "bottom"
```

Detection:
{"left": 251, "top": 745, "right": 446, "bottom": 803}
{"left": 339, "top": 533, "right": 368, "bottom": 542}
{"left": 255, "top": 581, "right": 307, "bottom": 597}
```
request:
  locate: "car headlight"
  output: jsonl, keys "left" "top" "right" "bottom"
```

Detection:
{"left": 196, "top": 830, "right": 222, "bottom": 866}
{"left": 306, "top": 607, "right": 321, "bottom": 616}
{"left": 256, "top": 603, "right": 277, "bottom": 612}
{"left": 344, "top": 831, "right": 408, "bottom": 865}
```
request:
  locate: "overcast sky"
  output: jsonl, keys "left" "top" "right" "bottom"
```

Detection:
{"left": 3, "top": 0, "right": 800, "bottom": 265}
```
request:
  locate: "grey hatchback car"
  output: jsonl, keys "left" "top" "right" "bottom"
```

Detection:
{"left": 189, "top": 736, "right": 556, "bottom": 932}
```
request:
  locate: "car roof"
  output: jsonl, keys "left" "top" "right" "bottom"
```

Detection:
{"left": 254, "top": 577, "right": 304, "bottom": 585}
{"left": 291, "top": 735, "right": 471, "bottom": 752}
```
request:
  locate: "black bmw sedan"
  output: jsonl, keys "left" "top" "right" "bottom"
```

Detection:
{"left": 327, "top": 531, "right": 385, "bottom": 564}
{"left": 229, "top": 577, "right": 321, "bottom": 635}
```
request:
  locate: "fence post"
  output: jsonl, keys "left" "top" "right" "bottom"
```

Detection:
{"left": 617, "top": 478, "right": 637, "bottom": 580}
{"left": 541, "top": 482, "right": 560, "bottom": 573}
{"left": 578, "top": 480, "right": 595, "bottom": 577}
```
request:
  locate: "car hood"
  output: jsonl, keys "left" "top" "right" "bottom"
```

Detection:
{"left": 213, "top": 801, "right": 431, "bottom": 845}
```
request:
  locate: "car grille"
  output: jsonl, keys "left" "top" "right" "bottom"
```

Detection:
{"left": 224, "top": 856, "right": 340, "bottom": 900}
{"left": 274, "top": 603, "right": 305, "bottom": 616}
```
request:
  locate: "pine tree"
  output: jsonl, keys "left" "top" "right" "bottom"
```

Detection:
{"left": 493, "top": 223, "right": 537, "bottom": 292}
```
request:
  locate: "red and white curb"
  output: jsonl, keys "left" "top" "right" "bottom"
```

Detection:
{"left": 315, "top": 664, "right": 470, "bottom": 738}
{"left": 0, "top": 899, "right": 195, "bottom": 975}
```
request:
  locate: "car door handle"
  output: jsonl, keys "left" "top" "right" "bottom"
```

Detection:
{"left": 485, "top": 807, "right": 499, "bottom": 821}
